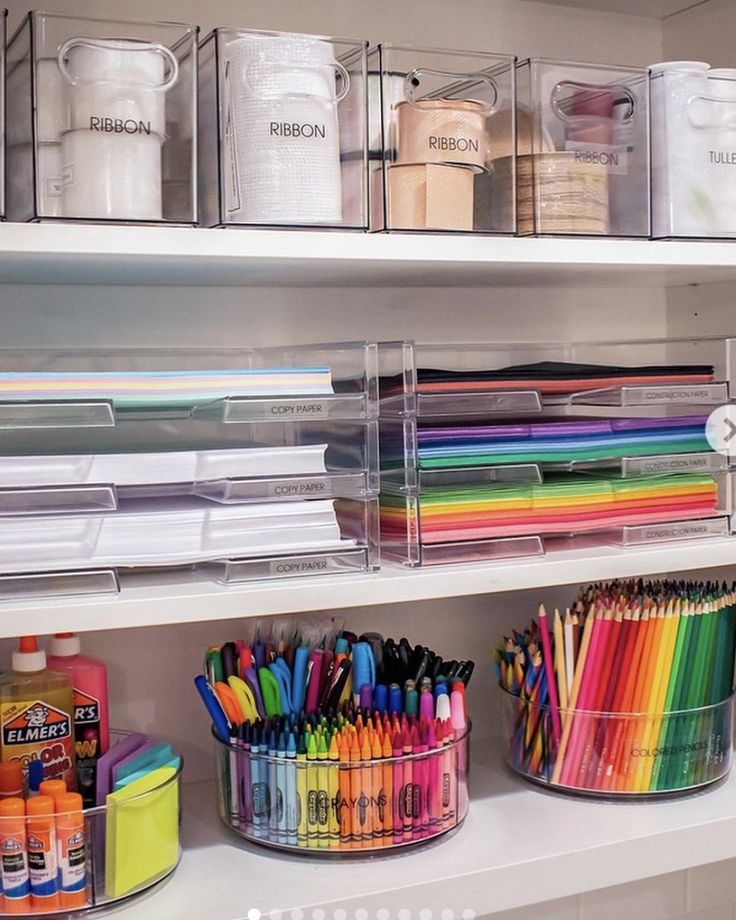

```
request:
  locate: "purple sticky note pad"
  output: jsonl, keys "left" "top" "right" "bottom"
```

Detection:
{"left": 95, "top": 732, "right": 150, "bottom": 806}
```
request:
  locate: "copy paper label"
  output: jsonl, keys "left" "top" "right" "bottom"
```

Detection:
{"left": 564, "top": 141, "right": 629, "bottom": 175}
{"left": 269, "top": 557, "right": 331, "bottom": 577}
{"left": 268, "top": 479, "right": 332, "bottom": 499}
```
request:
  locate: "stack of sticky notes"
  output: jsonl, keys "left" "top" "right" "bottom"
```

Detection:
{"left": 97, "top": 734, "right": 181, "bottom": 899}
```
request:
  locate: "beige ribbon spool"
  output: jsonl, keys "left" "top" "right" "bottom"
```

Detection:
{"left": 387, "top": 162, "right": 475, "bottom": 230}
{"left": 493, "top": 152, "right": 609, "bottom": 234}
{"left": 395, "top": 99, "right": 490, "bottom": 169}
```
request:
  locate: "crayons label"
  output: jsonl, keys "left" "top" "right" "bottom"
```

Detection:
{"left": 0, "top": 700, "right": 74, "bottom": 786}
{"left": 564, "top": 141, "right": 629, "bottom": 175}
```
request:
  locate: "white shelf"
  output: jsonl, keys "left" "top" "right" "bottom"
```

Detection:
{"left": 3, "top": 537, "right": 736, "bottom": 636}
{"left": 3, "top": 223, "right": 736, "bottom": 287}
{"left": 103, "top": 745, "right": 736, "bottom": 919}
{"left": 533, "top": 0, "right": 704, "bottom": 18}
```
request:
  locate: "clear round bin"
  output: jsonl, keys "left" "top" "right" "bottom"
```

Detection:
{"left": 0, "top": 732, "right": 181, "bottom": 916}
{"left": 213, "top": 725, "right": 470, "bottom": 854}
{"left": 500, "top": 685, "right": 732, "bottom": 798}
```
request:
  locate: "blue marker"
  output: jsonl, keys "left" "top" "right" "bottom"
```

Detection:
{"left": 388, "top": 683, "right": 402, "bottom": 716}
{"left": 374, "top": 684, "right": 388, "bottom": 715}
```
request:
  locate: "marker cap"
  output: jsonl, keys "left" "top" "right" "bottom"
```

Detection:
{"left": 13, "top": 635, "right": 46, "bottom": 672}
{"left": 0, "top": 760, "right": 23, "bottom": 797}
{"left": 28, "top": 759, "right": 44, "bottom": 794}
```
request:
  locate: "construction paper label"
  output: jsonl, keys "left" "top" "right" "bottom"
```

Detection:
{"left": 268, "top": 479, "right": 332, "bottom": 498}
{"left": 632, "top": 454, "right": 722, "bottom": 474}
{"left": 633, "top": 520, "right": 727, "bottom": 542}
{"left": 565, "top": 141, "right": 629, "bottom": 175}
{"left": 59, "top": 829, "right": 86, "bottom": 892}
{"left": 635, "top": 385, "right": 718, "bottom": 403}
{"left": 269, "top": 556, "right": 332, "bottom": 576}
{"left": 72, "top": 687, "right": 103, "bottom": 809}
{"left": 0, "top": 699, "right": 74, "bottom": 787}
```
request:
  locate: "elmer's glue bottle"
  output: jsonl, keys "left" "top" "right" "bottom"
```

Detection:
{"left": 48, "top": 633, "right": 109, "bottom": 808}
{"left": 0, "top": 637, "right": 76, "bottom": 790}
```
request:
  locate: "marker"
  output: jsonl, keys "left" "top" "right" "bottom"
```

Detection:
{"left": 27, "top": 762, "right": 44, "bottom": 800}
{"left": 0, "top": 798, "right": 30, "bottom": 913}
{"left": 388, "top": 684, "right": 402, "bottom": 716}
{"left": 27, "top": 796, "right": 60, "bottom": 912}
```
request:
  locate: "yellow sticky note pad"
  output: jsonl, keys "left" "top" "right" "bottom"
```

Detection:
{"left": 105, "top": 765, "right": 180, "bottom": 899}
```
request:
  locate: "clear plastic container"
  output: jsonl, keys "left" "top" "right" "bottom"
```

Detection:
{"left": 499, "top": 686, "right": 733, "bottom": 798}
{"left": 0, "top": 10, "right": 6, "bottom": 220}
{"left": 514, "top": 58, "right": 650, "bottom": 237}
{"left": 378, "top": 338, "right": 733, "bottom": 418}
{"left": 369, "top": 44, "right": 516, "bottom": 234}
{"left": 650, "top": 63, "right": 736, "bottom": 238}
{"left": 198, "top": 27, "right": 367, "bottom": 229}
{"left": 0, "top": 731, "right": 181, "bottom": 916}
{"left": 6, "top": 11, "right": 197, "bottom": 224}
{"left": 213, "top": 726, "right": 470, "bottom": 854}
{"left": 380, "top": 473, "right": 730, "bottom": 566}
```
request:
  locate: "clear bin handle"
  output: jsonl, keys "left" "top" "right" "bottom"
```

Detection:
{"left": 57, "top": 37, "right": 179, "bottom": 91}
{"left": 403, "top": 68, "right": 498, "bottom": 114}
{"left": 551, "top": 80, "right": 636, "bottom": 125}
{"left": 241, "top": 60, "right": 350, "bottom": 103}
{"left": 687, "top": 93, "right": 736, "bottom": 129}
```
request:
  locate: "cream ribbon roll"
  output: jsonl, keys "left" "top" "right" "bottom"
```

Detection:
{"left": 395, "top": 99, "right": 490, "bottom": 170}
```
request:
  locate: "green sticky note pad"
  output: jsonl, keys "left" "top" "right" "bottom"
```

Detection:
{"left": 105, "top": 765, "right": 180, "bottom": 899}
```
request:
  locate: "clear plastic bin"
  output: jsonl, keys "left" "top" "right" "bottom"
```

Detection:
{"left": 0, "top": 10, "right": 6, "bottom": 220}
{"left": 6, "top": 11, "right": 197, "bottom": 224}
{"left": 0, "top": 731, "right": 181, "bottom": 916}
{"left": 0, "top": 494, "right": 380, "bottom": 576}
{"left": 514, "top": 59, "right": 650, "bottom": 237}
{"left": 213, "top": 725, "right": 469, "bottom": 854}
{"left": 369, "top": 44, "right": 516, "bottom": 234}
{"left": 650, "top": 63, "right": 736, "bottom": 238}
{"left": 380, "top": 473, "right": 730, "bottom": 567}
{"left": 198, "top": 27, "right": 367, "bottom": 229}
{"left": 378, "top": 338, "right": 733, "bottom": 418}
{"left": 499, "top": 685, "right": 733, "bottom": 798}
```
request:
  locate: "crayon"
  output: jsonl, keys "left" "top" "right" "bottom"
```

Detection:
{"left": 296, "top": 736, "right": 308, "bottom": 848}
{"left": 316, "top": 734, "right": 329, "bottom": 850}
{"left": 306, "top": 732, "right": 319, "bottom": 849}
{"left": 327, "top": 735, "right": 340, "bottom": 849}
{"left": 286, "top": 733, "right": 297, "bottom": 847}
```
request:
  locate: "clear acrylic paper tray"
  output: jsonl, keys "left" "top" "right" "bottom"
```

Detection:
{"left": 213, "top": 726, "right": 470, "bottom": 854}
{"left": 0, "top": 496, "right": 379, "bottom": 587}
{"left": 378, "top": 338, "right": 735, "bottom": 418}
{"left": 0, "top": 731, "right": 181, "bottom": 917}
{"left": 499, "top": 685, "right": 733, "bottom": 798}
{"left": 379, "top": 468, "right": 732, "bottom": 567}
{"left": 0, "top": 342, "right": 378, "bottom": 426}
